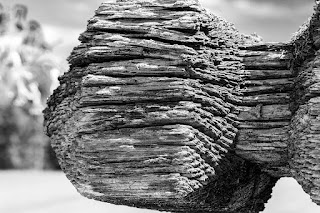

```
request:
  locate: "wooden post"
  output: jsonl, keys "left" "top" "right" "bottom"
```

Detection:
{"left": 44, "top": 0, "right": 320, "bottom": 212}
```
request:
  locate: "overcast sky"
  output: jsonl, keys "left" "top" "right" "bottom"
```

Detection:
{"left": 1, "top": 0, "right": 319, "bottom": 213}
{"left": 1, "top": 0, "right": 315, "bottom": 61}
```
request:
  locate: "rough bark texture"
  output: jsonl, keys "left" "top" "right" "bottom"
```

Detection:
{"left": 44, "top": 0, "right": 320, "bottom": 212}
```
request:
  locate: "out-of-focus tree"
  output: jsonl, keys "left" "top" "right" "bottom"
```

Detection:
{"left": 0, "top": 3, "right": 62, "bottom": 169}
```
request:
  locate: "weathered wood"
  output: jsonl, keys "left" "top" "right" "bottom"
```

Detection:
{"left": 44, "top": 0, "right": 320, "bottom": 212}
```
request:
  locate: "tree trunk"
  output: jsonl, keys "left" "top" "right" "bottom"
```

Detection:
{"left": 44, "top": 0, "right": 320, "bottom": 212}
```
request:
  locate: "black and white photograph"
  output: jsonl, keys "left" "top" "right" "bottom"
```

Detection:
{"left": 0, "top": 0, "right": 320, "bottom": 213}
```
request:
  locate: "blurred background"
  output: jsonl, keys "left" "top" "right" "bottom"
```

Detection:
{"left": 0, "top": 0, "right": 319, "bottom": 212}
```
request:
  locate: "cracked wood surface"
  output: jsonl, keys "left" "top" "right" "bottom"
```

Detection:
{"left": 44, "top": 0, "right": 320, "bottom": 212}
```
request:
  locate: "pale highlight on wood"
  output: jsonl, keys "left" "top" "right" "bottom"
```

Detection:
{"left": 44, "top": 0, "right": 320, "bottom": 212}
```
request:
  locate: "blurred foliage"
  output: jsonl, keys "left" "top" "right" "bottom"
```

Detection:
{"left": 0, "top": 3, "right": 63, "bottom": 169}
